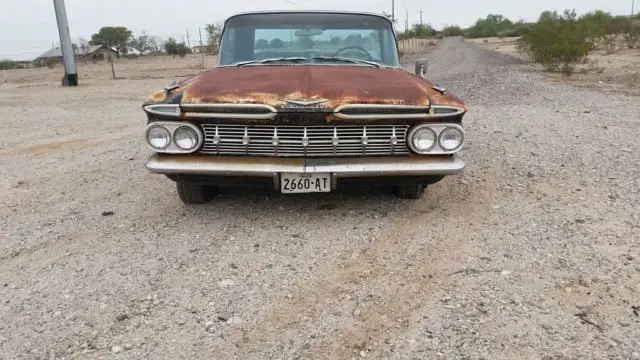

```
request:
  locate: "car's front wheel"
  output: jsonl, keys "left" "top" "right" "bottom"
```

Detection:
{"left": 176, "top": 181, "right": 218, "bottom": 204}
{"left": 393, "top": 184, "right": 426, "bottom": 199}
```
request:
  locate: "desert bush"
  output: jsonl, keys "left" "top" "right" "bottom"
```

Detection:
{"left": 441, "top": 25, "right": 464, "bottom": 37}
{"left": 518, "top": 10, "right": 592, "bottom": 75}
{"left": 497, "top": 21, "right": 534, "bottom": 37}
{"left": 0, "top": 59, "right": 15, "bottom": 70}
{"left": 465, "top": 14, "right": 513, "bottom": 38}
{"left": 606, "top": 17, "right": 633, "bottom": 35}
{"left": 579, "top": 10, "right": 614, "bottom": 38}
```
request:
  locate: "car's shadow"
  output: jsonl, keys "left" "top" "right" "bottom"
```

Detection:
{"left": 176, "top": 184, "right": 407, "bottom": 218}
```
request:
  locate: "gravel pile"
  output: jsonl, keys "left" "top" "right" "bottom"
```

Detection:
{"left": 0, "top": 38, "right": 638, "bottom": 359}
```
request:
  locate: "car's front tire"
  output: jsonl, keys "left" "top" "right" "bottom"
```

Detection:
{"left": 176, "top": 181, "right": 218, "bottom": 204}
{"left": 393, "top": 184, "right": 426, "bottom": 199}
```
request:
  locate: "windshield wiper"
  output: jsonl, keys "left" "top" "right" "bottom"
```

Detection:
{"left": 236, "top": 57, "right": 308, "bottom": 66}
{"left": 310, "top": 56, "right": 381, "bottom": 68}
{"left": 235, "top": 56, "right": 382, "bottom": 68}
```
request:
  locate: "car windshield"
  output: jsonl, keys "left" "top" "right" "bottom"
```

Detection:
{"left": 218, "top": 12, "right": 400, "bottom": 67}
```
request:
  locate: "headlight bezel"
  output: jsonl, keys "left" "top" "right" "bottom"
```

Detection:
{"left": 173, "top": 126, "right": 200, "bottom": 150}
{"left": 144, "top": 121, "right": 203, "bottom": 154}
{"left": 407, "top": 123, "right": 465, "bottom": 155}
{"left": 145, "top": 125, "right": 171, "bottom": 151}
{"left": 438, "top": 126, "right": 465, "bottom": 152}
{"left": 408, "top": 126, "right": 437, "bottom": 154}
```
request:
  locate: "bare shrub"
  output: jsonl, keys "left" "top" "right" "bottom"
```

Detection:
{"left": 601, "top": 35, "right": 618, "bottom": 54}
{"left": 624, "top": 25, "right": 640, "bottom": 49}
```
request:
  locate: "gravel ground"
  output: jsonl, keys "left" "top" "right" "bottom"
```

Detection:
{"left": 0, "top": 37, "right": 638, "bottom": 360}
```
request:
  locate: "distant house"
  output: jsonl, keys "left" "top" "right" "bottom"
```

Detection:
{"left": 191, "top": 45, "right": 208, "bottom": 54}
{"left": 35, "top": 44, "right": 118, "bottom": 66}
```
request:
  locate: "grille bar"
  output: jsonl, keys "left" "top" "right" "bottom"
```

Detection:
{"left": 199, "top": 124, "right": 410, "bottom": 157}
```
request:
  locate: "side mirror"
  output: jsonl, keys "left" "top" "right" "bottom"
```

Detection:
{"left": 415, "top": 58, "right": 428, "bottom": 77}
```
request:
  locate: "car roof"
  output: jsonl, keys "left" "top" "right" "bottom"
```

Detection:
{"left": 223, "top": 10, "right": 392, "bottom": 23}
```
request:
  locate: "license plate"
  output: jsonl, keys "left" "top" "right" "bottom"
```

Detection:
{"left": 280, "top": 173, "right": 331, "bottom": 194}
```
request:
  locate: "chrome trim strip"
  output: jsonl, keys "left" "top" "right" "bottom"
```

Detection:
{"left": 181, "top": 103, "right": 277, "bottom": 119}
{"left": 146, "top": 155, "right": 465, "bottom": 178}
{"left": 143, "top": 104, "right": 181, "bottom": 117}
{"left": 332, "top": 104, "right": 466, "bottom": 120}
{"left": 429, "top": 105, "right": 466, "bottom": 117}
{"left": 333, "top": 104, "right": 431, "bottom": 120}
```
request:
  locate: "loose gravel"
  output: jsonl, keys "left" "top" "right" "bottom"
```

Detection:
{"left": 0, "top": 38, "right": 638, "bottom": 360}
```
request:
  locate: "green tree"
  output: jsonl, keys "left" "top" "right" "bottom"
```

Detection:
{"left": 411, "top": 23, "right": 436, "bottom": 37}
{"left": 164, "top": 37, "right": 189, "bottom": 58}
{"left": 465, "top": 14, "right": 513, "bottom": 38}
{"left": 441, "top": 25, "right": 464, "bottom": 37}
{"left": 128, "top": 31, "right": 158, "bottom": 53}
{"left": 90, "top": 26, "right": 132, "bottom": 54}
{"left": 204, "top": 23, "right": 222, "bottom": 52}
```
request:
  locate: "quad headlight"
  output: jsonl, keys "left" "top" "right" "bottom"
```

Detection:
{"left": 410, "top": 127, "right": 437, "bottom": 152}
{"left": 174, "top": 126, "right": 199, "bottom": 150}
{"left": 144, "top": 122, "right": 203, "bottom": 153}
{"left": 408, "top": 123, "right": 465, "bottom": 154}
{"left": 146, "top": 125, "right": 171, "bottom": 150}
{"left": 438, "top": 126, "right": 464, "bottom": 151}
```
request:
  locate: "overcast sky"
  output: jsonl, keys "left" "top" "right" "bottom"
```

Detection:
{"left": 1, "top": 0, "right": 633, "bottom": 60}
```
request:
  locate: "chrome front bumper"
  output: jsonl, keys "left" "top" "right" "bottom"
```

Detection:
{"left": 146, "top": 154, "right": 465, "bottom": 178}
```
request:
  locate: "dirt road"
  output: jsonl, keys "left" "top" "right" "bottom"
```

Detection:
{"left": 1, "top": 38, "right": 638, "bottom": 360}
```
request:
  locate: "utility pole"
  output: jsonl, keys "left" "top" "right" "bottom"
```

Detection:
{"left": 186, "top": 29, "right": 191, "bottom": 48}
{"left": 405, "top": 9, "right": 409, "bottom": 32}
{"left": 52, "top": 0, "right": 78, "bottom": 86}
{"left": 391, "top": 0, "right": 395, "bottom": 25}
{"left": 420, "top": 10, "right": 423, "bottom": 25}
{"left": 199, "top": 27, "right": 205, "bottom": 68}
{"left": 633, "top": 0, "right": 636, "bottom": 17}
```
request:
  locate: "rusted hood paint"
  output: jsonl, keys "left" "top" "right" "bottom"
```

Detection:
{"left": 147, "top": 65, "right": 466, "bottom": 109}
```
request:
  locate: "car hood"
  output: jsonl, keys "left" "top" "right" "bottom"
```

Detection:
{"left": 146, "top": 65, "right": 466, "bottom": 110}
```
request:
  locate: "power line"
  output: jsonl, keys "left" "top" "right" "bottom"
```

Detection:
{"left": 283, "top": 0, "right": 301, "bottom": 8}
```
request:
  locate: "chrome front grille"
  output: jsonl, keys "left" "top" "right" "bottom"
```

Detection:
{"left": 199, "top": 124, "right": 410, "bottom": 157}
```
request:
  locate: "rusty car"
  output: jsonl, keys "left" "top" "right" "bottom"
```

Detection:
{"left": 142, "top": 11, "right": 467, "bottom": 204}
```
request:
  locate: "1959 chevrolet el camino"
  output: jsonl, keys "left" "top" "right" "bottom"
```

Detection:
{"left": 142, "top": 10, "right": 467, "bottom": 204}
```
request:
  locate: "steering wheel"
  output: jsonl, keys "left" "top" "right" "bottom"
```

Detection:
{"left": 333, "top": 46, "right": 374, "bottom": 60}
